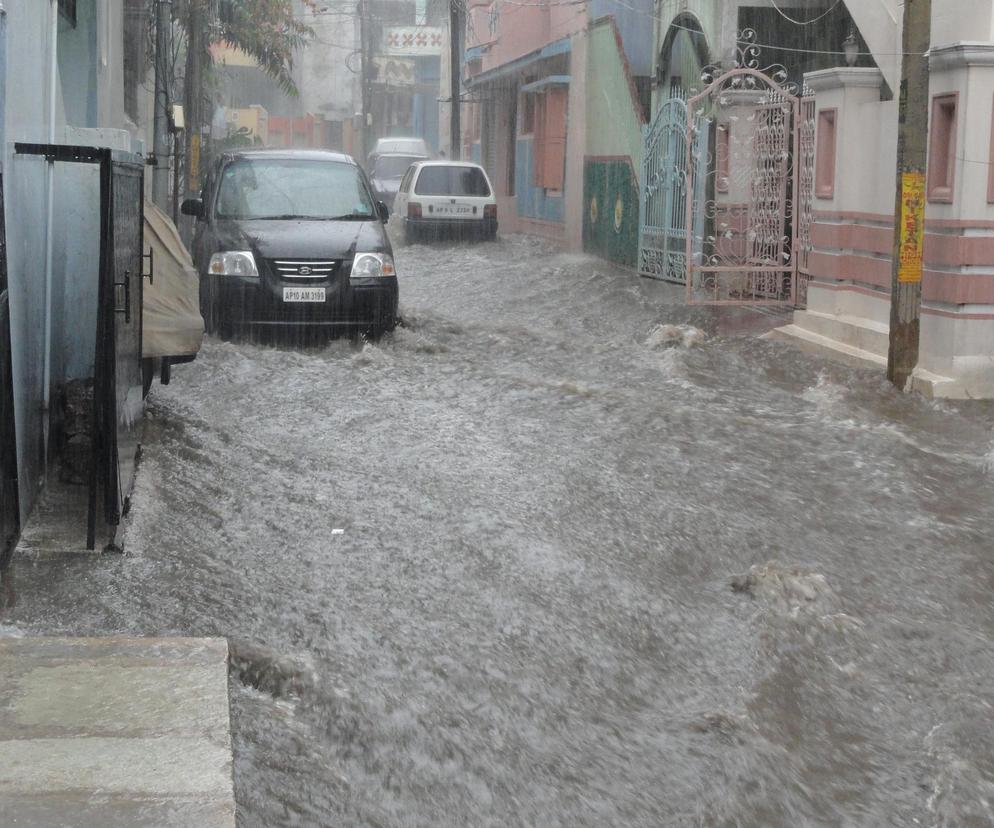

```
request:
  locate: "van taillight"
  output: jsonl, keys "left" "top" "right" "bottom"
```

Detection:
{"left": 408, "top": 202, "right": 422, "bottom": 219}
{"left": 484, "top": 204, "right": 497, "bottom": 219}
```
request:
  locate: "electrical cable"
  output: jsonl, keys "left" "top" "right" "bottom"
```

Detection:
{"left": 767, "top": 0, "right": 843, "bottom": 26}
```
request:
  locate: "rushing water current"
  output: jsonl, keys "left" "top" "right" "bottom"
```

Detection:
{"left": 4, "top": 236, "right": 994, "bottom": 826}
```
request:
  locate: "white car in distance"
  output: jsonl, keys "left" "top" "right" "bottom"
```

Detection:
{"left": 393, "top": 161, "right": 498, "bottom": 244}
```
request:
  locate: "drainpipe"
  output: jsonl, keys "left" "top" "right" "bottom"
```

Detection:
{"left": 42, "top": 0, "right": 58, "bottom": 481}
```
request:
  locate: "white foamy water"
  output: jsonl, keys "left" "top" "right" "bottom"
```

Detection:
{"left": 4, "top": 236, "right": 994, "bottom": 827}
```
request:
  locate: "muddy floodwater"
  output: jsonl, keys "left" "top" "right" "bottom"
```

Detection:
{"left": 4, "top": 236, "right": 994, "bottom": 826}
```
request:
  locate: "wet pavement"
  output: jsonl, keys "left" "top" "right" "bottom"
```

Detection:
{"left": 3, "top": 235, "right": 994, "bottom": 826}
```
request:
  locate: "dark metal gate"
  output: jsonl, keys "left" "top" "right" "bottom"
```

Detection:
{"left": 102, "top": 159, "right": 145, "bottom": 530}
{"left": 14, "top": 144, "right": 144, "bottom": 550}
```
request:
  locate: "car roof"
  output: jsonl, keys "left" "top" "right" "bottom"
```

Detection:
{"left": 374, "top": 152, "right": 429, "bottom": 160}
{"left": 414, "top": 160, "right": 485, "bottom": 169}
{"left": 221, "top": 148, "right": 357, "bottom": 165}
{"left": 375, "top": 136, "right": 426, "bottom": 145}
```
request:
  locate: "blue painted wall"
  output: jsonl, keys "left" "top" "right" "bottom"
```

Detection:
{"left": 590, "top": 0, "right": 654, "bottom": 77}
{"left": 57, "top": 0, "right": 99, "bottom": 128}
{"left": 6, "top": 2, "right": 54, "bottom": 524}
{"left": 515, "top": 137, "right": 564, "bottom": 223}
{"left": 3, "top": 0, "right": 118, "bottom": 525}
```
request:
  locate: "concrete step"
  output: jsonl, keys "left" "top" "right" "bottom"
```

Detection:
{"left": 766, "top": 322, "right": 888, "bottom": 369}
{"left": 0, "top": 636, "right": 235, "bottom": 827}
{"left": 14, "top": 479, "right": 111, "bottom": 560}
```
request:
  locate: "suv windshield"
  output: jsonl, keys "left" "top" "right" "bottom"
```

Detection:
{"left": 372, "top": 155, "right": 421, "bottom": 180}
{"left": 414, "top": 166, "right": 491, "bottom": 197}
{"left": 215, "top": 158, "right": 375, "bottom": 220}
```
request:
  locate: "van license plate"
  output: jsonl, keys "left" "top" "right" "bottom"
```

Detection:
{"left": 283, "top": 287, "right": 326, "bottom": 302}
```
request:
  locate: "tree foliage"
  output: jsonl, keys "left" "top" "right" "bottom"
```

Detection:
{"left": 216, "top": 0, "right": 313, "bottom": 96}
{"left": 175, "top": 0, "right": 313, "bottom": 97}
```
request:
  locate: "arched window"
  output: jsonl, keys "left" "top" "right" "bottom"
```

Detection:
{"left": 656, "top": 14, "right": 710, "bottom": 101}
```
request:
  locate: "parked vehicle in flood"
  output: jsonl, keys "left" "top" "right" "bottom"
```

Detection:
{"left": 182, "top": 149, "right": 398, "bottom": 339}
{"left": 393, "top": 162, "right": 498, "bottom": 244}
{"left": 142, "top": 201, "right": 204, "bottom": 395}
{"left": 368, "top": 153, "right": 428, "bottom": 212}
{"left": 366, "top": 136, "right": 431, "bottom": 169}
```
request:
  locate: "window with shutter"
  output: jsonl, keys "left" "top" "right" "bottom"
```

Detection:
{"left": 538, "top": 87, "right": 567, "bottom": 192}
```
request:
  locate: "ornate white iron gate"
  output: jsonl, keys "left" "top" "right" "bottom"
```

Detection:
{"left": 683, "top": 59, "right": 815, "bottom": 305}
{"left": 639, "top": 34, "right": 815, "bottom": 306}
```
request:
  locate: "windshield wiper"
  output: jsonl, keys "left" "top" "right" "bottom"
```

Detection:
{"left": 246, "top": 214, "right": 317, "bottom": 220}
{"left": 247, "top": 213, "right": 375, "bottom": 221}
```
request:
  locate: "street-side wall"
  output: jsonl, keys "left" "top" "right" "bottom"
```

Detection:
{"left": 583, "top": 20, "right": 644, "bottom": 268}
{"left": 791, "top": 57, "right": 994, "bottom": 399}
{"left": 5, "top": 2, "right": 56, "bottom": 525}
{"left": 4, "top": 0, "right": 144, "bottom": 523}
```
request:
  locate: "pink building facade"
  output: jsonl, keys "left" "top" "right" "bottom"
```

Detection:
{"left": 773, "top": 3, "right": 994, "bottom": 398}
{"left": 462, "top": 0, "right": 652, "bottom": 251}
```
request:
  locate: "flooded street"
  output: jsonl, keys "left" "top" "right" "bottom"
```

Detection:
{"left": 4, "top": 236, "right": 994, "bottom": 826}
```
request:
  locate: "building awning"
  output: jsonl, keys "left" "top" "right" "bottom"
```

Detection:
{"left": 520, "top": 75, "right": 570, "bottom": 93}
{"left": 464, "top": 38, "right": 571, "bottom": 88}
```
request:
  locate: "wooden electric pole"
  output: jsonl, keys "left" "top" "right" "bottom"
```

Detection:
{"left": 152, "top": 0, "right": 172, "bottom": 209}
{"left": 183, "top": 0, "right": 207, "bottom": 196}
{"left": 887, "top": 0, "right": 931, "bottom": 389}
{"left": 449, "top": 0, "right": 461, "bottom": 159}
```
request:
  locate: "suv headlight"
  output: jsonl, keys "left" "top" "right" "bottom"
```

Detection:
{"left": 208, "top": 251, "right": 259, "bottom": 278}
{"left": 350, "top": 252, "right": 396, "bottom": 280}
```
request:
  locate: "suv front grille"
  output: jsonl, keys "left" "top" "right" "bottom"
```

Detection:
{"left": 270, "top": 259, "right": 340, "bottom": 280}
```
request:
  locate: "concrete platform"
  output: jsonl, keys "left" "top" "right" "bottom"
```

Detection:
{"left": 0, "top": 637, "right": 235, "bottom": 827}
{"left": 14, "top": 479, "right": 113, "bottom": 560}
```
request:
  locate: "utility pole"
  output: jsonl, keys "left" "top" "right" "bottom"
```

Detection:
{"left": 358, "top": 0, "right": 371, "bottom": 163}
{"left": 887, "top": 0, "right": 931, "bottom": 390}
{"left": 152, "top": 0, "right": 172, "bottom": 209}
{"left": 448, "top": 0, "right": 461, "bottom": 159}
{"left": 184, "top": 0, "right": 207, "bottom": 196}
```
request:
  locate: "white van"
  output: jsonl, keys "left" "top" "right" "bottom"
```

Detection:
{"left": 393, "top": 161, "right": 498, "bottom": 244}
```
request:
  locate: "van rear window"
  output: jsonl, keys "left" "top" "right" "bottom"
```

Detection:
{"left": 414, "top": 166, "right": 491, "bottom": 197}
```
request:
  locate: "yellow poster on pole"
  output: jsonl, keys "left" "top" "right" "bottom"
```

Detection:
{"left": 188, "top": 134, "right": 201, "bottom": 192}
{"left": 898, "top": 172, "right": 925, "bottom": 284}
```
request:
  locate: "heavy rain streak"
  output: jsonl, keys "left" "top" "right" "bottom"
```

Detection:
{"left": 2, "top": 1, "right": 994, "bottom": 827}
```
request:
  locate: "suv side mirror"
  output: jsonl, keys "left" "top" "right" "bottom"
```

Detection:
{"left": 377, "top": 201, "right": 389, "bottom": 223}
{"left": 181, "top": 197, "right": 204, "bottom": 218}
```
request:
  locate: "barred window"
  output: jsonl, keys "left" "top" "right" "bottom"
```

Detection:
{"left": 123, "top": 0, "right": 148, "bottom": 122}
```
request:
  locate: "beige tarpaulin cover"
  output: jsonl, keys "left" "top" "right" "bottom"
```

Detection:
{"left": 143, "top": 201, "right": 204, "bottom": 358}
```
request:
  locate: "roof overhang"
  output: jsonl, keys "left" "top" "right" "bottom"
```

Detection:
{"left": 465, "top": 38, "right": 571, "bottom": 88}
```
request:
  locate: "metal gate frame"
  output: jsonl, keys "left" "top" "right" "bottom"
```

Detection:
{"left": 638, "top": 94, "right": 701, "bottom": 284}
{"left": 639, "top": 31, "right": 815, "bottom": 306}
{"left": 13, "top": 143, "right": 144, "bottom": 550}
{"left": 682, "top": 60, "right": 815, "bottom": 306}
